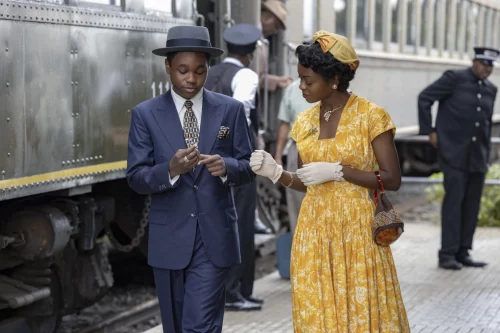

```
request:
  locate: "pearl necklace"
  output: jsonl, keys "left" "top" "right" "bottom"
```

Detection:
{"left": 322, "top": 104, "right": 344, "bottom": 122}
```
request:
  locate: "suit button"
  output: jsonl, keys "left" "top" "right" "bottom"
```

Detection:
{"left": 194, "top": 185, "right": 198, "bottom": 190}
{"left": 477, "top": 107, "right": 481, "bottom": 111}
{"left": 475, "top": 122, "right": 480, "bottom": 127}
{"left": 477, "top": 93, "right": 481, "bottom": 99}
{"left": 472, "top": 136, "right": 477, "bottom": 142}
{"left": 478, "top": 80, "right": 483, "bottom": 85}
{"left": 191, "top": 213, "right": 196, "bottom": 217}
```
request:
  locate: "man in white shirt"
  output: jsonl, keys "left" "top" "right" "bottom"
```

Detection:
{"left": 126, "top": 26, "right": 254, "bottom": 333}
{"left": 205, "top": 23, "right": 264, "bottom": 311}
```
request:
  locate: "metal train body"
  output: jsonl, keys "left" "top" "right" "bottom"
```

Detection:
{"left": 1, "top": 0, "right": 500, "bottom": 332}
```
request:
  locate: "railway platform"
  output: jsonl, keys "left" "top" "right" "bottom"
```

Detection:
{"left": 144, "top": 220, "right": 500, "bottom": 333}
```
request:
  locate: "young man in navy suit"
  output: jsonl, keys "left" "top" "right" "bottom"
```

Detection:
{"left": 126, "top": 25, "right": 255, "bottom": 333}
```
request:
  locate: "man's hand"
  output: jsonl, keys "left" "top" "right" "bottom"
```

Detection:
{"left": 429, "top": 132, "right": 438, "bottom": 149}
{"left": 199, "top": 154, "right": 226, "bottom": 177}
{"left": 169, "top": 145, "right": 200, "bottom": 178}
{"left": 278, "top": 76, "right": 293, "bottom": 89}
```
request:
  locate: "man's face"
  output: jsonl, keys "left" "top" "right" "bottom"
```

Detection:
{"left": 261, "top": 11, "right": 283, "bottom": 38}
{"left": 165, "top": 52, "right": 208, "bottom": 99}
{"left": 472, "top": 60, "right": 493, "bottom": 81}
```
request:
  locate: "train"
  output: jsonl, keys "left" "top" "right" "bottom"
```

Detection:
{"left": 1, "top": 0, "right": 499, "bottom": 332}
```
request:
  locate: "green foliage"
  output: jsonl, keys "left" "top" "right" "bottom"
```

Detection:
{"left": 426, "top": 164, "right": 500, "bottom": 227}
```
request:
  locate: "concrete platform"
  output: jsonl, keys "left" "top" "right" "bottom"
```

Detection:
{"left": 144, "top": 221, "right": 500, "bottom": 333}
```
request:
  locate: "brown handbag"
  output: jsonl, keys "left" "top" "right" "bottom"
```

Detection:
{"left": 372, "top": 171, "right": 404, "bottom": 247}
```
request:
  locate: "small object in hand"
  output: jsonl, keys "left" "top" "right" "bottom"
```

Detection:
{"left": 372, "top": 171, "right": 404, "bottom": 247}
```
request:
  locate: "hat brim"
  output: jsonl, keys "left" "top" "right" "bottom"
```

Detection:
{"left": 152, "top": 46, "right": 225, "bottom": 58}
{"left": 475, "top": 58, "right": 495, "bottom": 66}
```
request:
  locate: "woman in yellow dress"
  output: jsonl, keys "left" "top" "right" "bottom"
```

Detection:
{"left": 250, "top": 30, "right": 410, "bottom": 332}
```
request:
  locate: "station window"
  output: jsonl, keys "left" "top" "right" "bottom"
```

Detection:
{"left": 419, "top": 0, "right": 428, "bottom": 47}
{"left": 406, "top": 0, "right": 416, "bottom": 47}
{"left": 334, "top": 0, "right": 347, "bottom": 37}
{"left": 432, "top": 0, "right": 438, "bottom": 49}
{"left": 466, "top": 3, "right": 479, "bottom": 52}
{"left": 356, "top": 0, "right": 368, "bottom": 45}
{"left": 374, "top": 0, "right": 383, "bottom": 42}
{"left": 144, "top": 0, "right": 172, "bottom": 13}
{"left": 390, "top": 0, "right": 399, "bottom": 43}
{"left": 454, "top": 0, "right": 466, "bottom": 53}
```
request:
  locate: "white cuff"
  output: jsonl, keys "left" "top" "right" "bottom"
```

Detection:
{"left": 220, "top": 175, "right": 228, "bottom": 183}
{"left": 168, "top": 173, "right": 180, "bottom": 185}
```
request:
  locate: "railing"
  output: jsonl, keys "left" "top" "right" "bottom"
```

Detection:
{"left": 395, "top": 135, "right": 500, "bottom": 143}
{"left": 397, "top": 135, "right": 500, "bottom": 185}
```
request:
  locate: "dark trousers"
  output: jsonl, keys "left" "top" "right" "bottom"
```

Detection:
{"left": 153, "top": 225, "right": 229, "bottom": 333}
{"left": 225, "top": 180, "right": 257, "bottom": 302}
{"left": 439, "top": 160, "right": 486, "bottom": 261}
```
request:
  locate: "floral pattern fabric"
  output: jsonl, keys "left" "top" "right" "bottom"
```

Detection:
{"left": 289, "top": 93, "right": 410, "bottom": 333}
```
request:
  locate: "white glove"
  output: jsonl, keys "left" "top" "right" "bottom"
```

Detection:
{"left": 296, "top": 162, "right": 344, "bottom": 186}
{"left": 250, "top": 150, "right": 283, "bottom": 183}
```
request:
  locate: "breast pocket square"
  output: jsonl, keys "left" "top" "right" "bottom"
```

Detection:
{"left": 217, "top": 126, "right": 230, "bottom": 140}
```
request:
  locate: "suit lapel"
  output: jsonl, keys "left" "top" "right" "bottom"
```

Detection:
{"left": 194, "top": 89, "right": 224, "bottom": 181}
{"left": 151, "top": 90, "right": 187, "bottom": 154}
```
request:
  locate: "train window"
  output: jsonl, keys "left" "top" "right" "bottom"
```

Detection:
{"left": 334, "top": 0, "right": 347, "bottom": 38}
{"left": 144, "top": 0, "right": 172, "bottom": 13}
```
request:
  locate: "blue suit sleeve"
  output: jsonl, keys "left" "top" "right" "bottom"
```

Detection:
{"left": 126, "top": 107, "right": 179, "bottom": 194}
{"left": 222, "top": 102, "right": 255, "bottom": 187}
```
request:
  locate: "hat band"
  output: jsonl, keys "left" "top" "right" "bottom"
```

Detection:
{"left": 166, "top": 38, "right": 212, "bottom": 48}
{"left": 475, "top": 55, "right": 497, "bottom": 61}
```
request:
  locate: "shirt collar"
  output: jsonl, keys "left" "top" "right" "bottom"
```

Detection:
{"left": 223, "top": 57, "right": 245, "bottom": 68}
{"left": 171, "top": 87, "right": 204, "bottom": 114}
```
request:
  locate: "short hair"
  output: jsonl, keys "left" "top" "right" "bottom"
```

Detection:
{"left": 295, "top": 42, "right": 355, "bottom": 92}
{"left": 166, "top": 52, "right": 211, "bottom": 64}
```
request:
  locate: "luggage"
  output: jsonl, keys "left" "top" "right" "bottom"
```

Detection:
{"left": 275, "top": 232, "right": 292, "bottom": 280}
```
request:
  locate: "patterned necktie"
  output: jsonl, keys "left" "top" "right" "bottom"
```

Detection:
{"left": 183, "top": 100, "right": 199, "bottom": 147}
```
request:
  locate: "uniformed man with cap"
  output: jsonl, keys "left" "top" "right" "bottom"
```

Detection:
{"left": 205, "top": 23, "right": 263, "bottom": 311}
{"left": 418, "top": 47, "right": 499, "bottom": 270}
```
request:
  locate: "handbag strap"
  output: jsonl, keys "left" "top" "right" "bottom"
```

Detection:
{"left": 373, "top": 171, "right": 385, "bottom": 205}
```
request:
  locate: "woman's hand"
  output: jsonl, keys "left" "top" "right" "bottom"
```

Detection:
{"left": 296, "top": 162, "right": 344, "bottom": 186}
{"left": 250, "top": 150, "right": 283, "bottom": 183}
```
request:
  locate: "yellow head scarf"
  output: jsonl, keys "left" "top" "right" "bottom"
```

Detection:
{"left": 312, "top": 30, "right": 360, "bottom": 71}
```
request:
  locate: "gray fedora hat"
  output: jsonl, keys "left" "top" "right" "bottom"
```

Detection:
{"left": 152, "top": 25, "right": 224, "bottom": 58}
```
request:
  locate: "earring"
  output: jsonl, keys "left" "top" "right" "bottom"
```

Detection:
{"left": 332, "top": 84, "right": 338, "bottom": 90}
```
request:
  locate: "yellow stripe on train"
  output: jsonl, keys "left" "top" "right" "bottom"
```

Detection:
{"left": 0, "top": 161, "right": 127, "bottom": 190}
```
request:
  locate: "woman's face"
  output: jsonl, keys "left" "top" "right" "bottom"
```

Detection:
{"left": 297, "top": 64, "right": 335, "bottom": 103}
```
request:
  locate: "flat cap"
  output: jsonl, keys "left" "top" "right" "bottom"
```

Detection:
{"left": 262, "top": 0, "right": 287, "bottom": 29}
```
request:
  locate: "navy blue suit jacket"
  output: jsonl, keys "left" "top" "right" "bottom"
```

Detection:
{"left": 126, "top": 89, "right": 255, "bottom": 270}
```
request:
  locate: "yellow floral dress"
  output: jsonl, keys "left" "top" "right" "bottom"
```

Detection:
{"left": 289, "top": 93, "right": 410, "bottom": 333}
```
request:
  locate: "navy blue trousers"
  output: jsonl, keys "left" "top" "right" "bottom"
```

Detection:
{"left": 153, "top": 225, "right": 230, "bottom": 333}
{"left": 439, "top": 160, "right": 486, "bottom": 260}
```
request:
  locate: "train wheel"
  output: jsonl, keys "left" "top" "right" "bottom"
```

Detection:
{"left": 27, "top": 269, "right": 62, "bottom": 333}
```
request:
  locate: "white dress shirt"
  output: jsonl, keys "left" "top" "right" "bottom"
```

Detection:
{"left": 168, "top": 88, "right": 227, "bottom": 184}
{"left": 223, "top": 57, "right": 259, "bottom": 126}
